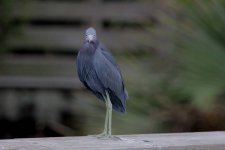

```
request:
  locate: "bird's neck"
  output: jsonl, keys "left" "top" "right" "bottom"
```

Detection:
{"left": 89, "top": 39, "right": 99, "bottom": 45}
{"left": 87, "top": 40, "right": 99, "bottom": 49}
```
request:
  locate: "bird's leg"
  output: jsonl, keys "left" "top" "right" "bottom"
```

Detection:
{"left": 96, "top": 91, "right": 121, "bottom": 140}
{"left": 96, "top": 94, "right": 109, "bottom": 138}
{"left": 106, "top": 92, "right": 121, "bottom": 140}
{"left": 106, "top": 91, "right": 112, "bottom": 136}
{"left": 103, "top": 97, "right": 109, "bottom": 134}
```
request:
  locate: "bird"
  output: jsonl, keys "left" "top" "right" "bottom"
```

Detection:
{"left": 76, "top": 27, "right": 128, "bottom": 139}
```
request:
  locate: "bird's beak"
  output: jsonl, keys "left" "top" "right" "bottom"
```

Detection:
{"left": 87, "top": 35, "right": 94, "bottom": 42}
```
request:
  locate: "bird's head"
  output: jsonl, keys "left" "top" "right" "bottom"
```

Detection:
{"left": 85, "top": 27, "right": 97, "bottom": 42}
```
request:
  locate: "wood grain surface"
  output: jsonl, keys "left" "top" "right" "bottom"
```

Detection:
{"left": 0, "top": 132, "right": 224, "bottom": 150}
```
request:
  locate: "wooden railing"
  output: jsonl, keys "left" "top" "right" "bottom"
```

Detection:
{"left": 0, "top": 132, "right": 224, "bottom": 150}
{"left": 1, "top": 0, "right": 157, "bottom": 85}
{"left": 0, "top": 76, "right": 82, "bottom": 90}
{"left": 7, "top": 0, "right": 155, "bottom": 51}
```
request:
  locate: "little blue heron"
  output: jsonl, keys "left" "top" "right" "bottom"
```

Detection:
{"left": 76, "top": 27, "right": 128, "bottom": 139}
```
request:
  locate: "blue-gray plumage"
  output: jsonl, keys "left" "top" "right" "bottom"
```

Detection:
{"left": 76, "top": 27, "right": 128, "bottom": 138}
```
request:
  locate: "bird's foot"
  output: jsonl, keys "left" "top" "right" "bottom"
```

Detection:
{"left": 95, "top": 131, "right": 107, "bottom": 138}
{"left": 95, "top": 132, "right": 121, "bottom": 141}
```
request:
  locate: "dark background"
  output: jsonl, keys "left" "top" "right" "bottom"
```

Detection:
{"left": 0, "top": 0, "right": 225, "bottom": 139}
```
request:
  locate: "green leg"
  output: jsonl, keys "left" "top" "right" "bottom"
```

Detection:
{"left": 96, "top": 95, "right": 109, "bottom": 137}
{"left": 104, "top": 97, "right": 109, "bottom": 134}
{"left": 97, "top": 91, "right": 121, "bottom": 140}
{"left": 106, "top": 91, "right": 112, "bottom": 136}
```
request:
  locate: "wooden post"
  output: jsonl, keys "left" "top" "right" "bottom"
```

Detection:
{"left": 0, "top": 132, "right": 224, "bottom": 150}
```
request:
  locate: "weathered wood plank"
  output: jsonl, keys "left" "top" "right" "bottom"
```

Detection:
{"left": 0, "top": 132, "right": 224, "bottom": 150}
{"left": 7, "top": 27, "right": 150, "bottom": 51}
{"left": 0, "top": 76, "right": 83, "bottom": 90}
{"left": 7, "top": 0, "right": 155, "bottom": 51}
{"left": 6, "top": 27, "right": 151, "bottom": 50}
{"left": 0, "top": 55, "right": 76, "bottom": 76}
{"left": 12, "top": 1, "right": 153, "bottom": 21}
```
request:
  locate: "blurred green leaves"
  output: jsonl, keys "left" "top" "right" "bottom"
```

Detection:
{"left": 0, "top": 0, "right": 15, "bottom": 47}
{"left": 0, "top": 0, "right": 23, "bottom": 52}
{"left": 175, "top": 0, "right": 225, "bottom": 108}
{"left": 129, "top": 0, "right": 225, "bottom": 132}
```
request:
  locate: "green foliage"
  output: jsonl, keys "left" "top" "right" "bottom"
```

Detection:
{"left": 131, "top": 0, "right": 225, "bottom": 132}
{"left": 175, "top": 0, "right": 225, "bottom": 108}
{"left": 0, "top": 0, "right": 22, "bottom": 52}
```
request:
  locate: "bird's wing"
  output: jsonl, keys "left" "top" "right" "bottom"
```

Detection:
{"left": 99, "top": 43, "right": 119, "bottom": 69}
{"left": 99, "top": 44, "right": 128, "bottom": 99}
{"left": 93, "top": 47, "right": 126, "bottom": 100}
{"left": 77, "top": 50, "right": 105, "bottom": 100}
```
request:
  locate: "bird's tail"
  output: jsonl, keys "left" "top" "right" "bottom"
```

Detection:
{"left": 107, "top": 89, "right": 127, "bottom": 113}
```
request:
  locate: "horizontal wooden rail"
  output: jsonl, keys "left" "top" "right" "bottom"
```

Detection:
{"left": 6, "top": 27, "right": 151, "bottom": 50}
{"left": 0, "top": 76, "right": 83, "bottom": 90}
{"left": 0, "top": 55, "right": 76, "bottom": 76}
{"left": 5, "top": 0, "right": 157, "bottom": 52}
{"left": 13, "top": 1, "right": 153, "bottom": 21}
{"left": 0, "top": 132, "right": 224, "bottom": 149}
